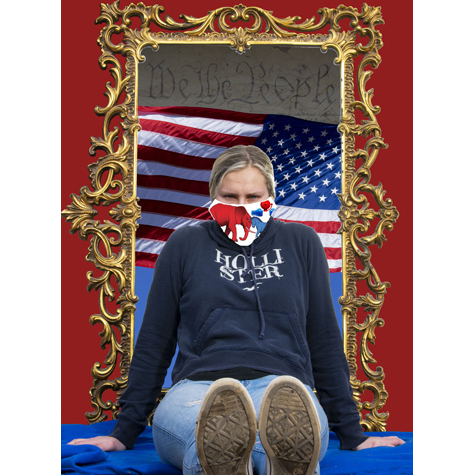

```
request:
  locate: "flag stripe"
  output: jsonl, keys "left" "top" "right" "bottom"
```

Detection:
{"left": 137, "top": 187, "right": 212, "bottom": 207}
{"left": 138, "top": 105, "right": 267, "bottom": 124}
{"left": 277, "top": 218, "right": 340, "bottom": 234}
{"left": 139, "top": 112, "right": 264, "bottom": 137}
{"left": 137, "top": 175, "right": 210, "bottom": 196}
{"left": 325, "top": 248, "right": 342, "bottom": 260}
{"left": 140, "top": 119, "right": 260, "bottom": 147}
{"left": 138, "top": 160, "right": 211, "bottom": 182}
{"left": 273, "top": 206, "right": 339, "bottom": 222}
{"left": 136, "top": 251, "right": 161, "bottom": 268}
{"left": 139, "top": 213, "right": 209, "bottom": 230}
{"left": 136, "top": 239, "right": 168, "bottom": 255}
{"left": 139, "top": 199, "right": 212, "bottom": 220}
{"left": 136, "top": 226, "right": 175, "bottom": 241}
{"left": 138, "top": 145, "right": 216, "bottom": 170}
{"left": 138, "top": 130, "right": 228, "bottom": 159}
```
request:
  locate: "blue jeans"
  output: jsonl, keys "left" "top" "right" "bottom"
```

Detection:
{"left": 152, "top": 375, "right": 329, "bottom": 474}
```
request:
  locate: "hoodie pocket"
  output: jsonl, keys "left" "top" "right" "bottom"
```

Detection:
{"left": 194, "top": 307, "right": 310, "bottom": 369}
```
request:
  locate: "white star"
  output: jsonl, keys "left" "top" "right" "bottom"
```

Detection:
{"left": 279, "top": 189, "right": 286, "bottom": 197}
{"left": 269, "top": 123, "right": 275, "bottom": 130}
{"left": 322, "top": 178, "right": 330, "bottom": 186}
{"left": 308, "top": 136, "right": 315, "bottom": 143}
{"left": 274, "top": 179, "right": 279, "bottom": 186}
{"left": 283, "top": 149, "right": 290, "bottom": 155}
{"left": 290, "top": 133, "right": 297, "bottom": 140}
{"left": 290, "top": 182, "right": 298, "bottom": 190}
{"left": 289, "top": 157, "right": 296, "bottom": 165}
{"left": 271, "top": 155, "right": 278, "bottom": 162}
{"left": 321, "top": 130, "right": 328, "bottom": 137}
{"left": 298, "top": 192, "right": 306, "bottom": 200}
{"left": 277, "top": 164, "right": 284, "bottom": 171}
{"left": 313, "top": 145, "right": 320, "bottom": 151}
{"left": 266, "top": 147, "right": 272, "bottom": 153}
{"left": 314, "top": 169, "right": 322, "bottom": 177}
{"left": 331, "top": 187, "right": 338, "bottom": 194}
{"left": 285, "top": 124, "right": 292, "bottom": 131}
{"left": 301, "top": 150, "right": 308, "bottom": 158}
{"left": 261, "top": 138, "right": 267, "bottom": 144}
{"left": 273, "top": 131, "right": 279, "bottom": 137}
{"left": 319, "top": 194, "right": 327, "bottom": 202}
{"left": 303, "top": 128, "right": 310, "bottom": 134}
{"left": 278, "top": 139, "right": 284, "bottom": 146}
{"left": 327, "top": 162, "right": 334, "bottom": 170}
{"left": 310, "top": 185, "right": 318, "bottom": 193}
{"left": 295, "top": 142, "right": 302, "bottom": 149}
{"left": 333, "top": 146, "right": 339, "bottom": 154}
{"left": 307, "top": 159, "right": 314, "bottom": 167}
{"left": 302, "top": 176, "right": 310, "bottom": 184}
{"left": 283, "top": 173, "right": 291, "bottom": 180}
{"left": 295, "top": 165, "right": 302, "bottom": 173}
{"left": 326, "top": 139, "right": 332, "bottom": 145}
{"left": 335, "top": 171, "right": 341, "bottom": 179}
{"left": 319, "top": 153, "right": 326, "bottom": 160}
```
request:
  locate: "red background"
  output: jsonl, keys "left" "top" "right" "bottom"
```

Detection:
{"left": 61, "top": 0, "right": 413, "bottom": 431}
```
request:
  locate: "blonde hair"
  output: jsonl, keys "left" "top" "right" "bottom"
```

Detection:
{"left": 209, "top": 145, "right": 275, "bottom": 200}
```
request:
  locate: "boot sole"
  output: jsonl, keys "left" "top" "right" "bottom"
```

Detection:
{"left": 258, "top": 376, "right": 321, "bottom": 475}
{"left": 196, "top": 378, "right": 257, "bottom": 475}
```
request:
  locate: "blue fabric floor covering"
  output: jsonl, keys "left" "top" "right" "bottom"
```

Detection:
{"left": 62, "top": 420, "right": 413, "bottom": 474}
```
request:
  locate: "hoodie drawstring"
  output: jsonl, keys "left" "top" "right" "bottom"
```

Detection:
{"left": 242, "top": 243, "right": 266, "bottom": 340}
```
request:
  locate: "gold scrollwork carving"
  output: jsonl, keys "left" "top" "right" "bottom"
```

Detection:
{"left": 62, "top": 2, "right": 398, "bottom": 431}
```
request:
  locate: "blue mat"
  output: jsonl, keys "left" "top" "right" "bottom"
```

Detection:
{"left": 62, "top": 420, "right": 413, "bottom": 474}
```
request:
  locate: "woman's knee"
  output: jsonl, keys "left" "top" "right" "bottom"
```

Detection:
{"left": 152, "top": 379, "right": 212, "bottom": 471}
{"left": 152, "top": 423, "right": 187, "bottom": 468}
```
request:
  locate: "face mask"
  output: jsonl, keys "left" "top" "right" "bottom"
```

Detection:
{"left": 209, "top": 198, "right": 276, "bottom": 246}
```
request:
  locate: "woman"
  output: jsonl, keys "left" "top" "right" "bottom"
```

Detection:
{"left": 69, "top": 145, "right": 404, "bottom": 474}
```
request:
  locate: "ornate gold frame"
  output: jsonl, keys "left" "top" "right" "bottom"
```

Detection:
{"left": 62, "top": 2, "right": 398, "bottom": 431}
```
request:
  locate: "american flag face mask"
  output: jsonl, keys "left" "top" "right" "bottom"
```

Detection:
{"left": 209, "top": 199, "right": 276, "bottom": 246}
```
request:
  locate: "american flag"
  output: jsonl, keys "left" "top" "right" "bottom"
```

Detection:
{"left": 135, "top": 106, "right": 342, "bottom": 272}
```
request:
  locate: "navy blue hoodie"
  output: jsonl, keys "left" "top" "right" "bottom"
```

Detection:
{"left": 111, "top": 218, "right": 368, "bottom": 450}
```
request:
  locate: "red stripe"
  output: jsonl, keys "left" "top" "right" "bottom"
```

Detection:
{"left": 136, "top": 226, "right": 175, "bottom": 241}
{"left": 137, "top": 175, "right": 210, "bottom": 195}
{"left": 140, "top": 119, "right": 258, "bottom": 147}
{"left": 278, "top": 218, "right": 341, "bottom": 234}
{"left": 138, "top": 145, "right": 215, "bottom": 170}
{"left": 135, "top": 251, "right": 158, "bottom": 268}
{"left": 324, "top": 247, "right": 342, "bottom": 260}
{"left": 329, "top": 267, "right": 341, "bottom": 273}
{"left": 138, "top": 106, "right": 267, "bottom": 124}
{"left": 139, "top": 200, "right": 212, "bottom": 220}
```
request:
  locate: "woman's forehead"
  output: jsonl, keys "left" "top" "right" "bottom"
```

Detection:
{"left": 220, "top": 166, "right": 267, "bottom": 187}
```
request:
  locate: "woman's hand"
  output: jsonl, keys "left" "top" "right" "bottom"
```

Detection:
{"left": 355, "top": 436, "right": 405, "bottom": 450}
{"left": 68, "top": 436, "right": 126, "bottom": 452}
